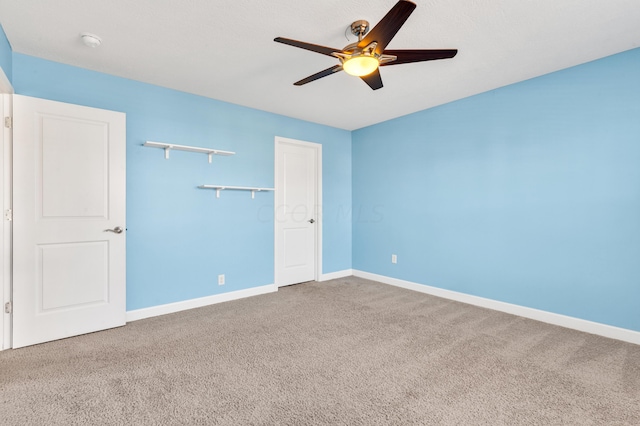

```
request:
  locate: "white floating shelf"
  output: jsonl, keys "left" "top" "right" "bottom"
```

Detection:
{"left": 144, "top": 141, "right": 235, "bottom": 163}
{"left": 199, "top": 185, "right": 275, "bottom": 199}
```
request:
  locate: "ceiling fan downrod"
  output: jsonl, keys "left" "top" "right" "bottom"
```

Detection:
{"left": 350, "top": 20, "right": 370, "bottom": 41}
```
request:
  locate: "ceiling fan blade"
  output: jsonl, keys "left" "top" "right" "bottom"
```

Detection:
{"left": 381, "top": 49, "right": 458, "bottom": 66}
{"left": 360, "top": 68, "right": 383, "bottom": 90}
{"left": 294, "top": 65, "right": 344, "bottom": 86}
{"left": 358, "top": 0, "right": 416, "bottom": 55}
{"left": 274, "top": 37, "right": 341, "bottom": 57}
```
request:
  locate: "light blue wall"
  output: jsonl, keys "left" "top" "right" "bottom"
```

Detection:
{"left": 9, "top": 40, "right": 640, "bottom": 332}
{"left": 353, "top": 48, "right": 640, "bottom": 332}
{"left": 0, "top": 22, "right": 11, "bottom": 82}
{"left": 13, "top": 53, "right": 352, "bottom": 311}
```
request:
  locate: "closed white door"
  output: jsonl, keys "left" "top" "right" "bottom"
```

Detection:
{"left": 275, "top": 137, "right": 321, "bottom": 287}
{"left": 12, "top": 95, "right": 126, "bottom": 348}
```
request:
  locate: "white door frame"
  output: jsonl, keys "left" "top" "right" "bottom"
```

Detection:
{"left": 274, "top": 136, "right": 322, "bottom": 286}
{"left": 0, "top": 68, "right": 14, "bottom": 350}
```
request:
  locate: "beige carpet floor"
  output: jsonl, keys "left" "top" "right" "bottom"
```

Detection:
{"left": 1, "top": 277, "right": 639, "bottom": 425}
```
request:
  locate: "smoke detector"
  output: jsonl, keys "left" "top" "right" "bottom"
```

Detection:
{"left": 80, "top": 33, "right": 102, "bottom": 48}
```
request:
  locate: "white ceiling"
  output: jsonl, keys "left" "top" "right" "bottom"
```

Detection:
{"left": 0, "top": 0, "right": 639, "bottom": 130}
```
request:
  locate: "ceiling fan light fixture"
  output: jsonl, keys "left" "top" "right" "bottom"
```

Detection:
{"left": 342, "top": 54, "right": 379, "bottom": 77}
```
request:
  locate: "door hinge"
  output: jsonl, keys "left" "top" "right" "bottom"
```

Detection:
{"left": 4, "top": 302, "right": 11, "bottom": 314}
{"left": 5, "top": 209, "right": 11, "bottom": 221}
{"left": 4, "top": 116, "right": 12, "bottom": 129}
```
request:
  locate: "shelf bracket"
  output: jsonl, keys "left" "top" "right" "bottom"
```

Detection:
{"left": 207, "top": 153, "right": 213, "bottom": 163}
{"left": 216, "top": 189, "right": 221, "bottom": 198}
{"left": 164, "top": 146, "right": 171, "bottom": 159}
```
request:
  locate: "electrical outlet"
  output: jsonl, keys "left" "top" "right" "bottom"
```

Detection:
{"left": 391, "top": 254, "right": 397, "bottom": 264}
{"left": 218, "top": 274, "right": 225, "bottom": 285}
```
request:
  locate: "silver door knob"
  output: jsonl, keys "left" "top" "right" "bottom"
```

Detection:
{"left": 308, "top": 219, "right": 315, "bottom": 224}
{"left": 104, "top": 226, "right": 123, "bottom": 234}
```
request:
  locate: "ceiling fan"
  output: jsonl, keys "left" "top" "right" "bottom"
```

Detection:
{"left": 274, "top": 0, "right": 458, "bottom": 90}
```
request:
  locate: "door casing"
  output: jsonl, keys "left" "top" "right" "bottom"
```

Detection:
{"left": 0, "top": 69, "right": 13, "bottom": 351}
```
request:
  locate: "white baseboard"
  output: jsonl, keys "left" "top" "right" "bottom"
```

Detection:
{"left": 126, "top": 284, "right": 277, "bottom": 322}
{"left": 319, "top": 269, "right": 353, "bottom": 282}
{"left": 353, "top": 270, "right": 640, "bottom": 346}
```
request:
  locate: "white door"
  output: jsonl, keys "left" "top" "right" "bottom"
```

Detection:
{"left": 275, "top": 137, "right": 321, "bottom": 287}
{"left": 12, "top": 95, "right": 126, "bottom": 348}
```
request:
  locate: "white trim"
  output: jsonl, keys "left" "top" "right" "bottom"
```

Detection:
{"left": 274, "top": 136, "right": 323, "bottom": 287}
{"left": 353, "top": 270, "right": 640, "bottom": 346}
{"left": 319, "top": 269, "right": 353, "bottom": 281}
{"left": 0, "top": 80, "right": 12, "bottom": 350}
{"left": 126, "top": 284, "right": 277, "bottom": 322}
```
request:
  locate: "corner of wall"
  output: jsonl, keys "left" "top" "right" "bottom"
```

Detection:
{"left": 0, "top": 22, "right": 13, "bottom": 86}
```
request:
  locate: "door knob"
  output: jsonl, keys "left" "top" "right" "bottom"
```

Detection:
{"left": 104, "top": 226, "right": 123, "bottom": 234}
{"left": 308, "top": 219, "right": 315, "bottom": 224}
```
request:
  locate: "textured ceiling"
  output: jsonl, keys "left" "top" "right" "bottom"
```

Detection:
{"left": 0, "top": 0, "right": 639, "bottom": 130}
